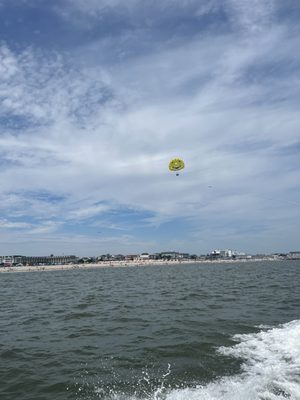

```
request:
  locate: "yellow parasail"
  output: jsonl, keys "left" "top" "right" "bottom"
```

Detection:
{"left": 169, "top": 158, "right": 185, "bottom": 176}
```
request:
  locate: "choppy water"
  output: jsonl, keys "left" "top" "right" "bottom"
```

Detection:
{"left": 0, "top": 261, "right": 299, "bottom": 400}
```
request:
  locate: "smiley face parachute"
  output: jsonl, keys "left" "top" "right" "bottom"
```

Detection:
{"left": 169, "top": 158, "right": 185, "bottom": 176}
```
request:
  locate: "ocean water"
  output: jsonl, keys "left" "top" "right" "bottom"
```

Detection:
{"left": 0, "top": 261, "right": 299, "bottom": 400}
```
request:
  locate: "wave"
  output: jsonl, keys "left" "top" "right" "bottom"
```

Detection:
{"left": 163, "top": 319, "right": 300, "bottom": 400}
{"left": 89, "top": 320, "right": 300, "bottom": 400}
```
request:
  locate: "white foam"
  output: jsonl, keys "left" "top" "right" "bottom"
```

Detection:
{"left": 164, "top": 320, "right": 300, "bottom": 400}
{"left": 91, "top": 321, "right": 300, "bottom": 400}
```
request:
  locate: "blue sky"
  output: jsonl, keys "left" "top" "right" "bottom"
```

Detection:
{"left": 0, "top": 0, "right": 300, "bottom": 256}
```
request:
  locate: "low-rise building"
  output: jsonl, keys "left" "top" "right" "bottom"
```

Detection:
{"left": 125, "top": 254, "right": 138, "bottom": 261}
{"left": 23, "top": 255, "right": 77, "bottom": 265}
{"left": 1, "top": 255, "right": 77, "bottom": 266}
{"left": 287, "top": 251, "right": 300, "bottom": 259}
{"left": 139, "top": 253, "right": 150, "bottom": 259}
{"left": 209, "top": 250, "right": 221, "bottom": 259}
{"left": 220, "top": 249, "right": 233, "bottom": 258}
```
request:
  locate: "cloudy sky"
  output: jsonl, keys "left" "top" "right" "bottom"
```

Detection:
{"left": 0, "top": 0, "right": 299, "bottom": 256}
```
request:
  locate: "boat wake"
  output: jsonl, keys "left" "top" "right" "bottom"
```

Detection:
{"left": 165, "top": 320, "right": 300, "bottom": 400}
{"left": 79, "top": 320, "right": 300, "bottom": 399}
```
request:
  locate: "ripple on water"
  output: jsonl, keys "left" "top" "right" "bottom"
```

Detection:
{"left": 0, "top": 261, "right": 299, "bottom": 400}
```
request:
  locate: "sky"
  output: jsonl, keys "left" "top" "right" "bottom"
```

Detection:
{"left": 0, "top": 0, "right": 300, "bottom": 256}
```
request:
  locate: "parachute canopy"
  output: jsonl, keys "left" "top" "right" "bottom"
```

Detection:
{"left": 169, "top": 158, "right": 185, "bottom": 172}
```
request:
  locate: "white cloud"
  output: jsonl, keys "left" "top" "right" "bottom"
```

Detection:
{"left": 0, "top": 1, "right": 299, "bottom": 254}
{"left": 0, "top": 219, "right": 32, "bottom": 229}
{"left": 0, "top": 46, "right": 18, "bottom": 78}
{"left": 28, "top": 221, "right": 62, "bottom": 234}
{"left": 54, "top": 0, "right": 277, "bottom": 35}
{"left": 56, "top": 0, "right": 208, "bottom": 21}
{"left": 226, "top": 0, "right": 276, "bottom": 32}
{"left": 68, "top": 204, "right": 112, "bottom": 220}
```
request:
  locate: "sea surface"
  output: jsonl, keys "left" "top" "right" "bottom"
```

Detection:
{"left": 0, "top": 261, "right": 299, "bottom": 400}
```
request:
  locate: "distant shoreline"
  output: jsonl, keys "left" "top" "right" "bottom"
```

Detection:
{"left": 0, "top": 257, "right": 284, "bottom": 273}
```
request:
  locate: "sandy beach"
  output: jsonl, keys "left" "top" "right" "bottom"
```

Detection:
{"left": 0, "top": 257, "right": 279, "bottom": 273}
{"left": 0, "top": 259, "right": 199, "bottom": 273}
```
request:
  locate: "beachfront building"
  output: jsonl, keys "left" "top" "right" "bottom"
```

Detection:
{"left": 179, "top": 253, "right": 191, "bottom": 259}
{"left": 17, "top": 255, "right": 77, "bottom": 265}
{"left": 287, "top": 251, "right": 300, "bottom": 259}
{"left": 149, "top": 253, "right": 162, "bottom": 260}
{"left": 97, "top": 254, "right": 113, "bottom": 261}
{"left": 207, "top": 249, "right": 251, "bottom": 260}
{"left": 0, "top": 255, "right": 26, "bottom": 266}
{"left": 125, "top": 254, "right": 139, "bottom": 261}
{"left": 139, "top": 253, "right": 150, "bottom": 260}
{"left": 159, "top": 252, "right": 191, "bottom": 260}
{"left": 160, "top": 252, "right": 179, "bottom": 260}
{"left": 232, "top": 251, "right": 252, "bottom": 259}
{"left": 113, "top": 254, "right": 126, "bottom": 261}
{"left": 209, "top": 250, "right": 221, "bottom": 259}
{"left": 0, "top": 256, "right": 14, "bottom": 267}
{"left": 215, "top": 249, "right": 235, "bottom": 258}
{"left": 220, "top": 249, "right": 233, "bottom": 258}
{"left": 78, "top": 257, "right": 94, "bottom": 263}
{"left": 0, "top": 255, "right": 22, "bottom": 265}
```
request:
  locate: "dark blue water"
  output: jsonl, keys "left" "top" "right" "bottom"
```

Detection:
{"left": 0, "top": 261, "right": 299, "bottom": 400}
